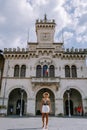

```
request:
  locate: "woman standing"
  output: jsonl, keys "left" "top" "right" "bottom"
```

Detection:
{"left": 40, "top": 92, "right": 51, "bottom": 129}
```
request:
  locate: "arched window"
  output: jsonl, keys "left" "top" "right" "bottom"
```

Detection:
{"left": 20, "top": 65, "right": 26, "bottom": 77}
{"left": 65, "top": 65, "right": 70, "bottom": 77}
{"left": 36, "top": 65, "right": 42, "bottom": 77}
{"left": 14, "top": 65, "right": 19, "bottom": 77}
{"left": 43, "top": 65, "right": 48, "bottom": 77}
{"left": 71, "top": 65, "right": 77, "bottom": 77}
{"left": 49, "top": 65, "right": 55, "bottom": 77}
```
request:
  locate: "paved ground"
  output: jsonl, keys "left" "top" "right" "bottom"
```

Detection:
{"left": 0, "top": 116, "right": 87, "bottom": 130}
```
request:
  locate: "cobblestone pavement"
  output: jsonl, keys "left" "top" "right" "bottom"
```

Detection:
{"left": 0, "top": 116, "right": 87, "bottom": 130}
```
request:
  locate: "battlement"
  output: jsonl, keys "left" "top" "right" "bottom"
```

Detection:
{"left": 4, "top": 47, "right": 29, "bottom": 53}
{"left": 65, "top": 48, "right": 87, "bottom": 54}
{"left": 36, "top": 14, "right": 55, "bottom": 24}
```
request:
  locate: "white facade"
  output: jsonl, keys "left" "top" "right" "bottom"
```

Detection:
{"left": 0, "top": 15, "right": 87, "bottom": 116}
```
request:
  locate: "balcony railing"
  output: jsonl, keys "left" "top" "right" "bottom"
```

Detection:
{"left": 31, "top": 77, "right": 60, "bottom": 83}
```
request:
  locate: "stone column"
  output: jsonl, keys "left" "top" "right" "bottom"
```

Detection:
{"left": 82, "top": 98, "right": 87, "bottom": 115}
{"left": 27, "top": 98, "right": 35, "bottom": 116}
{"left": 55, "top": 98, "right": 64, "bottom": 116}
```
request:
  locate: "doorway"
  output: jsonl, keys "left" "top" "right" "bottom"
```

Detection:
{"left": 36, "top": 88, "right": 55, "bottom": 115}
{"left": 8, "top": 88, "right": 27, "bottom": 115}
{"left": 63, "top": 88, "right": 82, "bottom": 116}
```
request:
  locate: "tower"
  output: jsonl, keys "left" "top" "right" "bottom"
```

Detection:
{"left": 35, "top": 14, "right": 56, "bottom": 47}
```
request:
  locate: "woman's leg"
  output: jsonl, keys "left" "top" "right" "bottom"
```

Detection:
{"left": 45, "top": 113, "right": 49, "bottom": 128}
{"left": 42, "top": 113, "right": 45, "bottom": 127}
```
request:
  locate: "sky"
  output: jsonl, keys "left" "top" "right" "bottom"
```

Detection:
{"left": 0, "top": 0, "right": 87, "bottom": 50}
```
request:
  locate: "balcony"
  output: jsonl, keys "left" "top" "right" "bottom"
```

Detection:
{"left": 31, "top": 77, "right": 60, "bottom": 84}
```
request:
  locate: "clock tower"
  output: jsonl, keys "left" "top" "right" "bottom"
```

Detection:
{"left": 35, "top": 14, "right": 56, "bottom": 47}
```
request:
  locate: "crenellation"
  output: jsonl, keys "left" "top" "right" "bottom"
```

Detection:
{"left": 4, "top": 47, "right": 29, "bottom": 53}
{"left": 79, "top": 48, "right": 82, "bottom": 52}
{"left": 75, "top": 48, "right": 78, "bottom": 52}
{"left": 65, "top": 48, "right": 87, "bottom": 54}
{"left": 36, "top": 17, "right": 55, "bottom": 24}
{"left": 4, "top": 48, "right": 8, "bottom": 52}
{"left": 13, "top": 48, "right": 16, "bottom": 52}
{"left": 9, "top": 48, "right": 12, "bottom": 51}
{"left": 22, "top": 48, "right": 25, "bottom": 52}
{"left": 17, "top": 47, "right": 20, "bottom": 51}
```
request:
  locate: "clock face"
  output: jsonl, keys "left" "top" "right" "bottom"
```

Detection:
{"left": 40, "top": 33, "right": 51, "bottom": 41}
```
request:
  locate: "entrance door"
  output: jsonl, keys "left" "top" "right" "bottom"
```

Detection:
{"left": 36, "top": 88, "right": 55, "bottom": 115}
{"left": 8, "top": 88, "right": 27, "bottom": 115}
{"left": 63, "top": 88, "right": 82, "bottom": 116}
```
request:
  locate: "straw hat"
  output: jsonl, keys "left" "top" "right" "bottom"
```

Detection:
{"left": 43, "top": 92, "right": 50, "bottom": 97}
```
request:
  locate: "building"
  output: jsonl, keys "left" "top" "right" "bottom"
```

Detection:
{"left": 0, "top": 50, "right": 4, "bottom": 92}
{"left": 0, "top": 15, "right": 87, "bottom": 116}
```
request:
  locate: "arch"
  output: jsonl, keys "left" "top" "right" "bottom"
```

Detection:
{"left": 35, "top": 57, "right": 56, "bottom": 78}
{"left": 63, "top": 88, "right": 83, "bottom": 116}
{"left": 35, "top": 88, "right": 55, "bottom": 115}
{"left": 60, "top": 86, "right": 85, "bottom": 99}
{"left": 6, "top": 85, "right": 29, "bottom": 99}
{"left": 7, "top": 88, "right": 27, "bottom": 115}
{"left": 35, "top": 57, "right": 56, "bottom": 67}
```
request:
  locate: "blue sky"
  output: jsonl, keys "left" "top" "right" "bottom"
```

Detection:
{"left": 0, "top": 0, "right": 87, "bottom": 50}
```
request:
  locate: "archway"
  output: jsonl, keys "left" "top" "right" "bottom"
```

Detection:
{"left": 8, "top": 88, "right": 27, "bottom": 115}
{"left": 63, "top": 88, "right": 83, "bottom": 116}
{"left": 36, "top": 88, "right": 55, "bottom": 115}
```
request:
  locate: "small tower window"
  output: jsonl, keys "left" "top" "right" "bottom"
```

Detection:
{"left": 43, "top": 65, "right": 48, "bottom": 77}
{"left": 65, "top": 65, "right": 70, "bottom": 77}
{"left": 36, "top": 65, "right": 42, "bottom": 77}
{"left": 71, "top": 65, "right": 77, "bottom": 77}
{"left": 49, "top": 65, "right": 55, "bottom": 77}
{"left": 14, "top": 65, "right": 19, "bottom": 77}
{"left": 20, "top": 65, "right": 26, "bottom": 77}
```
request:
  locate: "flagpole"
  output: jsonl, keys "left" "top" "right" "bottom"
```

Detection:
{"left": 62, "top": 29, "right": 64, "bottom": 43}
{"left": 27, "top": 28, "right": 29, "bottom": 43}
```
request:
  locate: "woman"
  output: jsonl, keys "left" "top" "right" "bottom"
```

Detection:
{"left": 40, "top": 92, "right": 51, "bottom": 129}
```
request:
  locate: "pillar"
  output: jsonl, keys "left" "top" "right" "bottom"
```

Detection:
{"left": 55, "top": 98, "right": 64, "bottom": 116}
{"left": 82, "top": 98, "right": 87, "bottom": 115}
{"left": 27, "top": 98, "right": 35, "bottom": 116}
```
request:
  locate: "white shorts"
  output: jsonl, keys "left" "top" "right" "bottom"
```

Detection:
{"left": 42, "top": 105, "right": 50, "bottom": 113}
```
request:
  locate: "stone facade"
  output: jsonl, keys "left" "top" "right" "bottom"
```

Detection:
{"left": 0, "top": 15, "right": 87, "bottom": 116}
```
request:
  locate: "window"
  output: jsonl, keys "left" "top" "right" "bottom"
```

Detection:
{"left": 71, "top": 65, "right": 77, "bottom": 77}
{"left": 36, "top": 64, "right": 55, "bottom": 78}
{"left": 20, "top": 65, "right": 26, "bottom": 77}
{"left": 36, "top": 65, "right": 42, "bottom": 77}
{"left": 43, "top": 65, "right": 48, "bottom": 77}
{"left": 49, "top": 65, "right": 55, "bottom": 77}
{"left": 14, "top": 65, "right": 19, "bottom": 77}
{"left": 65, "top": 65, "right": 70, "bottom": 77}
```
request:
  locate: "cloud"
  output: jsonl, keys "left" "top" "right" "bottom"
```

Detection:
{"left": 0, "top": 0, "right": 87, "bottom": 50}
{"left": 79, "top": 13, "right": 87, "bottom": 25}
{"left": 0, "top": 14, "right": 6, "bottom": 24}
